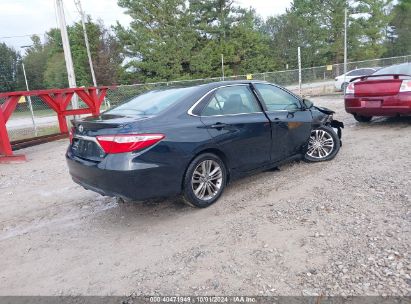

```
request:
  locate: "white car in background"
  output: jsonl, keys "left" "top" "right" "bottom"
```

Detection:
{"left": 334, "top": 68, "right": 378, "bottom": 91}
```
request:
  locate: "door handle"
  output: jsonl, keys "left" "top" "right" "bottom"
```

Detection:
{"left": 210, "top": 122, "right": 228, "bottom": 130}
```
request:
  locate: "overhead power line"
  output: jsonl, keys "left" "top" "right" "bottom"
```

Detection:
{"left": 74, "top": 0, "right": 98, "bottom": 88}
{"left": 0, "top": 34, "right": 42, "bottom": 40}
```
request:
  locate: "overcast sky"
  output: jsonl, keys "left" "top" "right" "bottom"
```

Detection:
{"left": 0, "top": 0, "right": 292, "bottom": 50}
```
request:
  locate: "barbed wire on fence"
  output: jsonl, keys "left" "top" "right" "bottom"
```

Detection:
{"left": 2, "top": 54, "right": 410, "bottom": 142}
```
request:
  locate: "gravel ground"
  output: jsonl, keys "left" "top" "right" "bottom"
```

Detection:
{"left": 0, "top": 95, "right": 410, "bottom": 296}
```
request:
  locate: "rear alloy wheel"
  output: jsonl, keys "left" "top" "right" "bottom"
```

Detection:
{"left": 304, "top": 126, "right": 340, "bottom": 162}
{"left": 353, "top": 114, "right": 372, "bottom": 123}
{"left": 183, "top": 153, "right": 226, "bottom": 208}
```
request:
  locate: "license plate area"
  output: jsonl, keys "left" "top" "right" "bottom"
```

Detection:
{"left": 361, "top": 99, "right": 382, "bottom": 108}
{"left": 72, "top": 138, "right": 105, "bottom": 161}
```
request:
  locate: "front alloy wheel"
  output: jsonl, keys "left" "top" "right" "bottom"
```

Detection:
{"left": 183, "top": 153, "right": 226, "bottom": 208}
{"left": 304, "top": 126, "right": 340, "bottom": 162}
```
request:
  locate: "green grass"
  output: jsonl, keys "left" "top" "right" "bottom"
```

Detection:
{"left": 11, "top": 108, "right": 56, "bottom": 119}
{"left": 9, "top": 125, "right": 61, "bottom": 142}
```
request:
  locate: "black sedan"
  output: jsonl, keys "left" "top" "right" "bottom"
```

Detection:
{"left": 66, "top": 81, "right": 343, "bottom": 208}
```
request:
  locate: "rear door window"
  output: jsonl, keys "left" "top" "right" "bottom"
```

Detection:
{"left": 202, "top": 96, "right": 223, "bottom": 116}
{"left": 201, "top": 85, "right": 261, "bottom": 116}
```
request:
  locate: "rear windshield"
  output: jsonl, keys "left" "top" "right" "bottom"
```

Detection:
{"left": 373, "top": 63, "right": 411, "bottom": 76}
{"left": 105, "top": 87, "right": 197, "bottom": 116}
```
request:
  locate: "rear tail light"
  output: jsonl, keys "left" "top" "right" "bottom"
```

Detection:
{"left": 399, "top": 80, "right": 411, "bottom": 92}
{"left": 69, "top": 127, "right": 75, "bottom": 144}
{"left": 345, "top": 83, "right": 355, "bottom": 94}
{"left": 96, "top": 134, "right": 165, "bottom": 154}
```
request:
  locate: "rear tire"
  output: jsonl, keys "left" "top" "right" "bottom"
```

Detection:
{"left": 341, "top": 82, "right": 349, "bottom": 92}
{"left": 354, "top": 114, "right": 372, "bottom": 122}
{"left": 304, "top": 126, "right": 340, "bottom": 162}
{"left": 182, "top": 153, "right": 227, "bottom": 208}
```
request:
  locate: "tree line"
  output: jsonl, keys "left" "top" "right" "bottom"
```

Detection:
{"left": 0, "top": 0, "right": 410, "bottom": 92}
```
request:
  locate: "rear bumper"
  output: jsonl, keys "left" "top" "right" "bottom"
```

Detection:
{"left": 66, "top": 149, "right": 184, "bottom": 201}
{"left": 345, "top": 93, "right": 411, "bottom": 116}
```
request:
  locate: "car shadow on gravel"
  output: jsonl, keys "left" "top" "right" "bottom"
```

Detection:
{"left": 101, "top": 162, "right": 295, "bottom": 219}
{"left": 91, "top": 173, "right": 271, "bottom": 228}
{"left": 88, "top": 158, "right": 317, "bottom": 232}
{"left": 121, "top": 196, "right": 191, "bottom": 211}
{"left": 101, "top": 195, "right": 195, "bottom": 220}
{"left": 83, "top": 197, "right": 196, "bottom": 231}
{"left": 368, "top": 116, "right": 411, "bottom": 126}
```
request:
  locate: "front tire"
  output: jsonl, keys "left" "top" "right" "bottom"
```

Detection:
{"left": 304, "top": 126, "right": 340, "bottom": 162}
{"left": 182, "top": 153, "right": 227, "bottom": 208}
{"left": 353, "top": 114, "right": 372, "bottom": 122}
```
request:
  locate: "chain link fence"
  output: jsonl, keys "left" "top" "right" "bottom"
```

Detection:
{"left": 1, "top": 94, "right": 92, "bottom": 142}
{"left": 4, "top": 54, "right": 410, "bottom": 142}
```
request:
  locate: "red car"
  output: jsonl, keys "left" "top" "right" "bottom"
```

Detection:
{"left": 345, "top": 62, "right": 411, "bottom": 122}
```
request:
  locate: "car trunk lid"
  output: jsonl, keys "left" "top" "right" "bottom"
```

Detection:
{"left": 71, "top": 114, "right": 145, "bottom": 135}
{"left": 70, "top": 114, "right": 149, "bottom": 161}
{"left": 354, "top": 76, "right": 403, "bottom": 97}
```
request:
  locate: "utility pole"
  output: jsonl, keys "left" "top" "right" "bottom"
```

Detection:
{"left": 298, "top": 47, "right": 302, "bottom": 96}
{"left": 344, "top": 9, "right": 348, "bottom": 75}
{"left": 343, "top": 8, "right": 348, "bottom": 94}
{"left": 221, "top": 54, "right": 225, "bottom": 80}
{"left": 55, "top": 0, "right": 78, "bottom": 110}
{"left": 74, "top": 0, "right": 97, "bottom": 88}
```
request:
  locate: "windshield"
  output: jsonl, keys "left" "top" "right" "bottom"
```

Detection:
{"left": 373, "top": 63, "right": 411, "bottom": 76}
{"left": 105, "top": 86, "right": 197, "bottom": 116}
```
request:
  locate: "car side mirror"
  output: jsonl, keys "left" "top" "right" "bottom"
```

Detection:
{"left": 302, "top": 99, "right": 314, "bottom": 109}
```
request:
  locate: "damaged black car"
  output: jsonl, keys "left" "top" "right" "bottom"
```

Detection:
{"left": 67, "top": 81, "right": 343, "bottom": 208}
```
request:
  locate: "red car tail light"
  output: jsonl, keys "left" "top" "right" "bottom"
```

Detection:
{"left": 345, "top": 82, "right": 355, "bottom": 94}
{"left": 69, "top": 127, "right": 75, "bottom": 144}
{"left": 96, "top": 134, "right": 165, "bottom": 154}
{"left": 399, "top": 80, "right": 411, "bottom": 92}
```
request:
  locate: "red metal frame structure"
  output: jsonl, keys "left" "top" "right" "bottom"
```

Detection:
{"left": 0, "top": 87, "right": 110, "bottom": 163}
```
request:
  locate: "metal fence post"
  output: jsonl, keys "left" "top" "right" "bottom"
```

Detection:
{"left": 21, "top": 62, "right": 38, "bottom": 136}
{"left": 298, "top": 47, "right": 302, "bottom": 96}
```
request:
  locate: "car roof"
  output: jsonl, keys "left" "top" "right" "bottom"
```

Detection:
{"left": 199, "top": 80, "right": 265, "bottom": 87}
{"left": 143, "top": 80, "right": 269, "bottom": 98}
{"left": 193, "top": 80, "right": 267, "bottom": 91}
{"left": 348, "top": 67, "right": 376, "bottom": 72}
{"left": 137, "top": 80, "right": 268, "bottom": 96}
